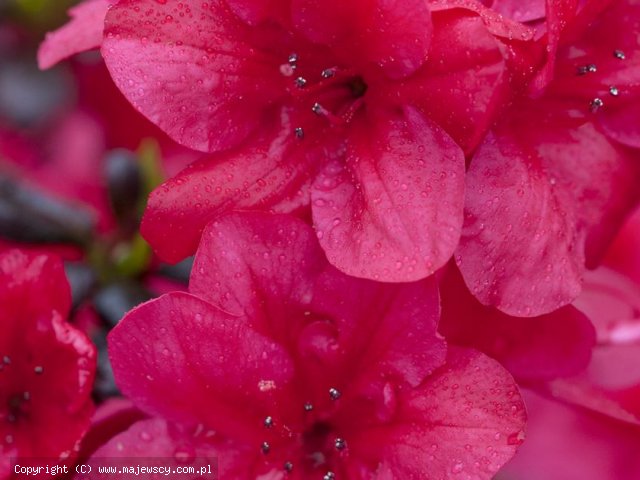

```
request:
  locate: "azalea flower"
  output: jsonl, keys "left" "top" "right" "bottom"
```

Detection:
{"left": 100, "top": 212, "right": 526, "bottom": 479}
{"left": 0, "top": 250, "right": 96, "bottom": 478}
{"left": 39, "top": 0, "right": 538, "bottom": 282}
{"left": 455, "top": 0, "right": 640, "bottom": 316}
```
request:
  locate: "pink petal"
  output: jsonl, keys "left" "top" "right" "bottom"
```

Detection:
{"left": 0, "top": 250, "right": 71, "bottom": 321}
{"left": 102, "top": 0, "right": 283, "bottom": 152}
{"left": 600, "top": 99, "right": 640, "bottom": 149}
{"left": 141, "top": 115, "right": 313, "bottom": 264}
{"left": 83, "top": 418, "right": 254, "bottom": 479}
{"left": 191, "top": 212, "right": 446, "bottom": 394}
{"left": 292, "top": 0, "right": 433, "bottom": 79}
{"left": 308, "top": 269, "right": 446, "bottom": 390}
{"left": 311, "top": 106, "right": 464, "bottom": 282}
{"left": 399, "top": 8, "right": 508, "bottom": 153}
{"left": 499, "top": 389, "right": 640, "bottom": 480}
{"left": 108, "top": 292, "right": 295, "bottom": 442}
{"left": 457, "top": 120, "right": 640, "bottom": 316}
{"left": 190, "top": 212, "right": 325, "bottom": 319}
{"left": 350, "top": 348, "right": 526, "bottom": 479}
{"left": 439, "top": 264, "right": 596, "bottom": 381}
{"left": 37, "top": 0, "right": 111, "bottom": 69}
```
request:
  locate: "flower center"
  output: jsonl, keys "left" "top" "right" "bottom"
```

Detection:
{"left": 258, "top": 392, "right": 350, "bottom": 479}
{"left": 280, "top": 53, "right": 368, "bottom": 139}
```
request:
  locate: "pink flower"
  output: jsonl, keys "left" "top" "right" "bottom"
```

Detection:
{"left": 103, "top": 212, "right": 526, "bottom": 479}
{"left": 455, "top": 0, "right": 640, "bottom": 316}
{"left": 0, "top": 250, "right": 96, "bottom": 477}
{"left": 41, "top": 0, "right": 538, "bottom": 281}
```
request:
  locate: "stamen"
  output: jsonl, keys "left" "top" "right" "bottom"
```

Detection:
{"left": 321, "top": 68, "right": 336, "bottom": 79}
{"left": 613, "top": 49, "right": 626, "bottom": 60}
{"left": 577, "top": 64, "right": 597, "bottom": 76}
{"left": 590, "top": 98, "right": 604, "bottom": 112}
{"left": 329, "top": 388, "right": 341, "bottom": 401}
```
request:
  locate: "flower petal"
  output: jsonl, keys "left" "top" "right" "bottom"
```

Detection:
{"left": 311, "top": 106, "right": 464, "bottom": 282}
{"left": 457, "top": 120, "right": 640, "bottom": 316}
{"left": 350, "top": 348, "right": 526, "bottom": 479}
{"left": 399, "top": 7, "right": 507, "bottom": 152}
{"left": 292, "top": 0, "right": 432, "bottom": 78}
{"left": 82, "top": 418, "right": 254, "bottom": 479}
{"left": 102, "top": 0, "right": 283, "bottom": 152}
{"left": 499, "top": 389, "right": 640, "bottom": 480}
{"left": 37, "top": 0, "right": 111, "bottom": 70}
{"left": 141, "top": 114, "right": 313, "bottom": 264}
{"left": 108, "top": 292, "right": 295, "bottom": 442}
{"left": 439, "top": 264, "right": 596, "bottom": 381}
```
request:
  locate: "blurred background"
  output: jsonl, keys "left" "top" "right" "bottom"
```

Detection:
{"left": 0, "top": 0, "right": 198, "bottom": 404}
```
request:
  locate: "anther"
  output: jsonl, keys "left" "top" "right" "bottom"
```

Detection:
{"left": 321, "top": 68, "right": 336, "bottom": 79}
{"left": 590, "top": 98, "right": 604, "bottom": 112}
{"left": 335, "top": 438, "right": 346, "bottom": 450}
{"left": 304, "top": 402, "right": 314, "bottom": 412}
{"left": 295, "top": 77, "right": 307, "bottom": 88}
{"left": 609, "top": 86, "right": 619, "bottom": 96}
{"left": 284, "top": 462, "right": 293, "bottom": 473}
{"left": 261, "top": 441, "right": 271, "bottom": 454}
{"left": 329, "top": 388, "right": 341, "bottom": 400}
{"left": 614, "top": 49, "right": 626, "bottom": 60}
{"left": 577, "top": 64, "right": 597, "bottom": 75}
{"left": 34, "top": 366, "right": 44, "bottom": 375}
{"left": 323, "top": 472, "right": 335, "bottom": 480}
{"left": 264, "top": 416, "right": 274, "bottom": 428}
{"left": 294, "top": 127, "right": 304, "bottom": 139}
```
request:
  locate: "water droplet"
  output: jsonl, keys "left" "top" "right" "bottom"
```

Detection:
{"left": 334, "top": 438, "right": 346, "bottom": 450}
{"left": 323, "top": 472, "right": 335, "bottom": 480}
{"left": 264, "top": 416, "right": 274, "bottom": 428}
{"left": 284, "top": 461, "right": 293, "bottom": 472}
{"left": 3, "top": 356, "right": 11, "bottom": 365}
{"left": 261, "top": 441, "right": 271, "bottom": 454}
{"left": 609, "top": 86, "right": 619, "bottom": 96}
{"left": 321, "top": 68, "right": 335, "bottom": 79}
{"left": 295, "top": 77, "right": 307, "bottom": 88}
{"left": 451, "top": 462, "right": 464, "bottom": 474}
{"left": 34, "top": 366, "right": 44, "bottom": 375}
{"left": 304, "top": 402, "right": 314, "bottom": 412}
{"left": 174, "top": 447, "right": 195, "bottom": 464}
{"left": 294, "top": 127, "right": 304, "bottom": 139}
